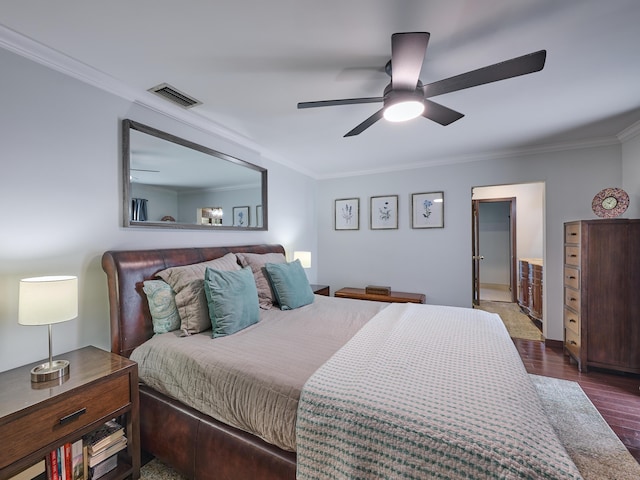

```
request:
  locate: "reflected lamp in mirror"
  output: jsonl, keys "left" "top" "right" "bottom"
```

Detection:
{"left": 18, "top": 276, "right": 78, "bottom": 383}
{"left": 293, "top": 251, "right": 312, "bottom": 269}
{"left": 200, "top": 206, "right": 223, "bottom": 226}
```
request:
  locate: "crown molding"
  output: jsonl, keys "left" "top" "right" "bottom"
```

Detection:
{"left": 617, "top": 119, "right": 640, "bottom": 142}
{"left": 318, "top": 136, "right": 620, "bottom": 180}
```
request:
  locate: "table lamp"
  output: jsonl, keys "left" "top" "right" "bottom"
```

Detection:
{"left": 293, "top": 251, "right": 311, "bottom": 269}
{"left": 19, "top": 275, "right": 78, "bottom": 382}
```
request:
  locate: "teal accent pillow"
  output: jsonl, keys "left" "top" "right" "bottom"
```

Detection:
{"left": 264, "top": 259, "right": 315, "bottom": 310}
{"left": 204, "top": 267, "right": 260, "bottom": 338}
{"left": 142, "top": 280, "right": 181, "bottom": 334}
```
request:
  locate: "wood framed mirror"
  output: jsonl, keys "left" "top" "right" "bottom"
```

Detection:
{"left": 122, "top": 119, "right": 267, "bottom": 230}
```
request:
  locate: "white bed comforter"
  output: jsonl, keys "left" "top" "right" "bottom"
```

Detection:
{"left": 296, "top": 303, "right": 582, "bottom": 479}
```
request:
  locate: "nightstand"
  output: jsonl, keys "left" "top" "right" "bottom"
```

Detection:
{"left": 0, "top": 346, "right": 140, "bottom": 480}
{"left": 335, "top": 287, "right": 425, "bottom": 304}
{"left": 310, "top": 284, "right": 330, "bottom": 296}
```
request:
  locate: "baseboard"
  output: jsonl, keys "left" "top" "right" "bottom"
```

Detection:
{"left": 545, "top": 338, "right": 563, "bottom": 348}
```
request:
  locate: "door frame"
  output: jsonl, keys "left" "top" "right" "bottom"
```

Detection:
{"left": 472, "top": 197, "right": 517, "bottom": 305}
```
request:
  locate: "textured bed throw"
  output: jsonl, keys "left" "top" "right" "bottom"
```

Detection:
{"left": 296, "top": 303, "right": 583, "bottom": 479}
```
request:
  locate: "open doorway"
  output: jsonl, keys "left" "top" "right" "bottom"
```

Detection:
{"left": 472, "top": 182, "right": 545, "bottom": 341}
{"left": 472, "top": 198, "right": 516, "bottom": 305}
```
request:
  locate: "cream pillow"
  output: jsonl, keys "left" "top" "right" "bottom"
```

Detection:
{"left": 156, "top": 252, "right": 240, "bottom": 334}
{"left": 236, "top": 252, "right": 286, "bottom": 309}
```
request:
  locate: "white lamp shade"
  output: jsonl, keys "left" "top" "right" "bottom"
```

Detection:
{"left": 293, "top": 251, "right": 312, "bottom": 269}
{"left": 19, "top": 276, "right": 78, "bottom": 326}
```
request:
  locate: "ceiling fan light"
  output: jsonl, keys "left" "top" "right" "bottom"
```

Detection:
{"left": 383, "top": 100, "right": 424, "bottom": 122}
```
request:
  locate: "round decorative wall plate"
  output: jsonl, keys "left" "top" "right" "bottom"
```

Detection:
{"left": 591, "top": 187, "right": 629, "bottom": 218}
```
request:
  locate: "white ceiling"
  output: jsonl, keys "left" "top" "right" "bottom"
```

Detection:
{"left": 2, "top": 0, "right": 640, "bottom": 178}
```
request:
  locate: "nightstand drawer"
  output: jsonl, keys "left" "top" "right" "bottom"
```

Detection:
{"left": 0, "top": 373, "right": 130, "bottom": 469}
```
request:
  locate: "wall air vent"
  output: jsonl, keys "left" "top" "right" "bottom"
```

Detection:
{"left": 148, "top": 83, "right": 202, "bottom": 109}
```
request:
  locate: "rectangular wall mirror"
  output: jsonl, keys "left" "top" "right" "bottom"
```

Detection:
{"left": 122, "top": 119, "right": 267, "bottom": 230}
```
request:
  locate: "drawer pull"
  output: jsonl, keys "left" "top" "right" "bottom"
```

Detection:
{"left": 59, "top": 408, "right": 87, "bottom": 425}
{"left": 570, "top": 297, "right": 577, "bottom": 302}
{"left": 570, "top": 341, "right": 577, "bottom": 346}
{"left": 567, "top": 276, "right": 576, "bottom": 279}
{"left": 569, "top": 254, "right": 577, "bottom": 258}
{"left": 569, "top": 319, "right": 576, "bottom": 323}
{"left": 570, "top": 232, "right": 577, "bottom": 236}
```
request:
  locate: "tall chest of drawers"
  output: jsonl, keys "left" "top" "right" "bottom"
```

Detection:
{"left": 563, "top": 219, "right": 640, "bottom": 373}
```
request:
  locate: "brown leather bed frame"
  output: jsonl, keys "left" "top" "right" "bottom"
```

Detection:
{"left": 102, "top": 244, "right": 296, "bottom": 480}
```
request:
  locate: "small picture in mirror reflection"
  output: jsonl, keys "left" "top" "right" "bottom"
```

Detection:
{"left": 233, "top": 206, "right": 250, "bottom": 227}
{"left": 200, "top": 207, "right": 223, "bottom": 226}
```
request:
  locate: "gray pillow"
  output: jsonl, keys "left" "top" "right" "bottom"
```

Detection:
{"left": 236, "top": 252, "right": 286, "bottom": 309}
{"left": 264, "top": 259, "right": 315, "bottom": 310}
{"left": 142, "top": 279, "right": 180, "bottom": 334}
{"left": 156, "top": 253, "right": 240, "bottom": 335}
{"left": 204, "top": 267, "right": 260, "bottom": 338}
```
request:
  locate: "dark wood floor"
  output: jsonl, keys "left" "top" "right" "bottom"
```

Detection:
{"left": 514, "top": 339, "right": 640, "bottom": 463}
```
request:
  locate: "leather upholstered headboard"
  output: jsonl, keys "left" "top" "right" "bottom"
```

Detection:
{"left": 101, "top": 244, "right": 285, "bottom": 358}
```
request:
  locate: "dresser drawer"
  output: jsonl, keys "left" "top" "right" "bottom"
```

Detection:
{"left": 564, "top": 307, "right": 580, "bottom": 336}
{"left": 564, "top": 246, "right": 580, "bottom": 266}
{"left": 564, "top": 287, "right": 581, "bottom": 312}
{"left": 565, "top": 223, "right": 581, "bottom": 244}
{"left": 0, "top": 373, "right": 130, "bottom": 468}
{"left": 565, "top": 326, "right": 581, "bottom": 350}
{"left": 563, "top": 266, "right": 580, "bottom": 290}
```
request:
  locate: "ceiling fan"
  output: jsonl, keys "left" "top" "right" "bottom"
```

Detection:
{"left": 297, "top": 32, "right": 546, "bottom": 137}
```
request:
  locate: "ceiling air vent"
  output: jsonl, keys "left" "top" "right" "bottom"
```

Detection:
{"left": 148, "top": 83, "right": 202, "bottom": 109}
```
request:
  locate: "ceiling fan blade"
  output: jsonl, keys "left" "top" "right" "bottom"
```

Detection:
{"left": 344, "top": 109, "right": 385, "bottom": 137}
{"left": 298, "top": 97, "right": 383, "bottom": 109}
{"left": 423, "top": 50, "right": 547, "bottom": 98}
{"left": 422, "top": 100, "right": 464, "bottom": 126}
{"left": 391, "top": 32, "right": 430, "bottom": 91}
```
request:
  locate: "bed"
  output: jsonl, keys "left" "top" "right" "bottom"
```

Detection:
{"left": 102, "top": 244, "right": 582, "bottom": 480}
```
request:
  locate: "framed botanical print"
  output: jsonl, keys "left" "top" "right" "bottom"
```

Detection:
{"left": 370, "top": 195, "right": 398, "bottom": 230}
{"left": 335, "top": 198, "right": 359, "bottom": 230}
{"left": 411, "top": 191, "right": 444, "bottom": 228}
{"left": 232, "top": 206, "right": 250, "bottom": 227}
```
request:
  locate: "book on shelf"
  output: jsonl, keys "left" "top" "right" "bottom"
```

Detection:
{"left": 87, "top": 454, "right": 117, "bottom": 480}
{"left": 9, "top": 459, "right": 45, "bottom": 480}
{"left": 82, "top": 420, "right": 124, "bottom": 456}
{"left": 87, "top": 437, "right": 127, "bottom": 468}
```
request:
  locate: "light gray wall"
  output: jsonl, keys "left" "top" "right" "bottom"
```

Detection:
{"left": 318, "top": 145, "right": 623, "bottom": 341}
{"left": 0, "top": 48, "right": 317, "bottom": 372}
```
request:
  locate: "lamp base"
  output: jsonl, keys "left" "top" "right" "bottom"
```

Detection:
{"left": 30, "top": 359, "right": 69, "bottom": 383}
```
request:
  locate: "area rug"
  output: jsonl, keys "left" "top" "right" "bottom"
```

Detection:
{"left": 140, "top": 375, "right": 640, "bottom": 479}
{"left": 476, "top": 300, "right": 544, "bottom": 342}
{"left": 531, "top": 374, "right": 640, "bottom": 479}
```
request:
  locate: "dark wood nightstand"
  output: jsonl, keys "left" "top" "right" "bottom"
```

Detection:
{"left": 0, "top": 346, "right": 140, "bottom": 480}
{"left": 335, "top": 287, "right": 425, "bottom": 304}
{"left": 310, "top": 284, "right": 330, "bottom": 296}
